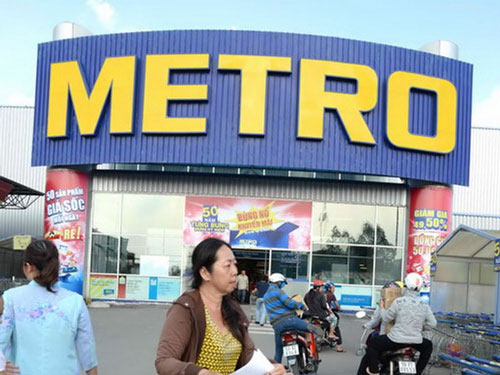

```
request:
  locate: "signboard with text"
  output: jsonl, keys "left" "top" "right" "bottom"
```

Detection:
{"left": 32, "top": 30, "right": 472, "bottom": 185}
{"left": 407, "top": 186, "right": 452, "bottom": 288}
{"left": 117, "top": 275, "right": 181, "bottom": 301}
{"left": 184, "top": 196, "right": 312, "bottom": 250}
{"left": 494, "top": 240, "right": 500, "bottom": 272}
{"left": 44, "top": 169, "right": 89, "bottom": 295}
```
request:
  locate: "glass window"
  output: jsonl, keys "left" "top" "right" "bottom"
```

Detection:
{"left": 169, "top": 256, "right": 182, "bottom": 276}
{"left": 92, "top": 194, "right": 121, "bottom": 234}
{"left": 119, "top": 235, "right": 183, "bottom": 276}
{"left": 312, "top": 253, "right": 348, "bottom": 284}
{"left": 121, "top": 195, "right": 184, "bottom": 235}
{"left": 312, "top": 203, "right": 376, "bottom": 244}
{"left": 91, "top": 235, "right": 119, "bottom": 273}
{"left": 312, "top": 244, "right": 373, "bottom": 285}
{"left": 376, "top": 206, "right": 405, "bottom": 246}
{"left": 374, "top": 247, "right": 403, "bottom": 285}
{"left": 270, "top": 251, "right": 308, "bottom": 280}
{"left": 349, "top": 246, "right": 373, "bottom": 285}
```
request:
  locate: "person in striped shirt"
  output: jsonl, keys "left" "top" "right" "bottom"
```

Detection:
{"left": 263, "top": 273, "right": 323, "bottom": 362}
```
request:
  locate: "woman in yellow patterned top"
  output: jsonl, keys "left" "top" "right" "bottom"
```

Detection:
{"left": 156, "top": 238, "right": 287, "bottom": 375}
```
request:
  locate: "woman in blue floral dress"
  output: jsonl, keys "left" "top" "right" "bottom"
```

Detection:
{"left": 0, "top": 240, "right": 98, "bottom": 375}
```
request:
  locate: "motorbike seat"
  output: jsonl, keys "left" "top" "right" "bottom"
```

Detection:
{"left": 381, "top": 347, "right": 415, "bottom": 360}
{"left": 280, "top": 330, "right": 305, "bottom": 337}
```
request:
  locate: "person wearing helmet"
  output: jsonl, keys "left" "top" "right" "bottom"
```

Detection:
{"left": 263, "top": 273, "right": 323, "bottom": 363}
{"left": 364, "top": 273, "right": 437, "bottom": 375}
{"left": 363, "top": 280, "right": 404, "bottom": 341}
{"left": 324, "top": 283, "right": 344, "bottom": 352}
{"left": 356, "top": 280, "right": 403, "bottom": 375}
{"left": 304, "top": 280, "right": 338, "bottom": 342}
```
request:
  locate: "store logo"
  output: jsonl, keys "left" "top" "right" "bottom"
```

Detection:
{"left": 46, "top": 54, "right": 457, "bottom": 154}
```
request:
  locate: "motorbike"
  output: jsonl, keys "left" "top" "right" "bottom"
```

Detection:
{"left": 309, "top": 315, "right": 337, "bottom": 351}
{"left": 379, "top": 347, "right": 417, "bottom": 375}
{"left": 356, "top": 311, "right": 418, "bottom": 375}
{"left": 281, "top": 312, "right": 321, "bottom": 375}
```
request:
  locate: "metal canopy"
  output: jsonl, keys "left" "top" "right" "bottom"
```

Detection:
{"left": 0, "top": 176, "right": 43, "bottom": 210}
{"left": 435, "top": 224, "right": 500, "bottom": 260}
{"left": 435, "top": 224, "right": 500, "bottom": 325}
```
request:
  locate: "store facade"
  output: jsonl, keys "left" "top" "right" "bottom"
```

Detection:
{"left": 32, "top": 30, "right": 472, "bottom": 307}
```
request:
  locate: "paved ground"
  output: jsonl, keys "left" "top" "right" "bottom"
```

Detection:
{"left": 88, "top": 303, "right": 450, "bottom": 375}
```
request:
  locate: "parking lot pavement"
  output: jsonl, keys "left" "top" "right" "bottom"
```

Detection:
{"left": 89, "top": 303, "right": 449, "bottom": 375}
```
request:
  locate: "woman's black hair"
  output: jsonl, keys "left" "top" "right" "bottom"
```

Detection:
{"left": 23, "top": 239, "right": 60, "bottom": 293}
{"left": 191, "top": 237, "right": 245, "bottom": 343}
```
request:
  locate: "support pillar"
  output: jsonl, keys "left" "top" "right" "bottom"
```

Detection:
{"left": 407, "top": 185, "right": 452, "bottom": 304}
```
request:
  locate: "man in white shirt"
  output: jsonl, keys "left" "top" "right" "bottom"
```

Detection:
{"left": 236, "top": 270, "right": 249, "bottom": 303}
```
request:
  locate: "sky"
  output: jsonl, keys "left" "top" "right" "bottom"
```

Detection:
{"left": 1, "top": 0, "right": 499, "bottom": 127}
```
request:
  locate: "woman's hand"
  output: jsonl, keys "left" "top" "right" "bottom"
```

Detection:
{"left": 198, "top": 369, "right": 222, "bottom": 375}
{"left": 2, "top": 361, "right": 20, "bottom": 375}
{"left": 265, "top": 363, "right": 288, "bottom": 375}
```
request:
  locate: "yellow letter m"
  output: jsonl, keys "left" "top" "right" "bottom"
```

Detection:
{"left": 46, "top": 56, "right": 136, "bottom": 137}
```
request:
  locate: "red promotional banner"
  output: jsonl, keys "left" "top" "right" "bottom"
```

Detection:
{"left": 407, "top": 186, "right": 452, "bottom": 289}
{"left": 184, "top": 196, "right": 312, "bottom": 250}
{"left": 44, "top": 169, "right": 89, "bottom": 294}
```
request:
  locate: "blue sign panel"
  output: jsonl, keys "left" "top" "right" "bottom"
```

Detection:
{"left": 32, "top": 30, "right": 473, "bottom": 185}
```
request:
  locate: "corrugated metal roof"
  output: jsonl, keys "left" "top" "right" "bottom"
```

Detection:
{"left": 0, "top": 106, "right": 45, "bottom": 237}
{"left": 453, "top": 127, "right": 500, "bottom": 216}
{"left": 92, "top": 171, "right": 407, "bottom": 206}
{"left": 32, "top": 30, "right": 472, "bottom": 185}
{"left": 453, "top": 213, "right": 500, "bottom": 231}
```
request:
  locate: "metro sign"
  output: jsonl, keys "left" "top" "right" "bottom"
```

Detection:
{"left": 47, "top": 53, "right": 457, "bottom": 154}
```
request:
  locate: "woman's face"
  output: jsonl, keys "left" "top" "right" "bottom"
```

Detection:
{"left": 203, "top": 245, "right": 238, "bottom": 295}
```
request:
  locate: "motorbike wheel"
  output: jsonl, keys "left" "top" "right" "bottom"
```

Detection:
{"left": 380, "top": 361, "right": 396, "bottom": 375}
{"left": 316, "top": 340, "right": 323, "bottom": 353}
{"left": 287, "top": 359, "right": 301, "bottom": 375}
{"left": 309, "top": 359, "right": 319, "bottom": 374}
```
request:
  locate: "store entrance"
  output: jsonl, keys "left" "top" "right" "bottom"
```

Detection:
{"left": 233, "top": 249, "right": 270, "bottom": 303}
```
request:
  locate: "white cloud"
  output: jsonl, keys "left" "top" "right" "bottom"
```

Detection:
{"left": 86, "top": 0, "right": 116, "bottom": 29}
{"left": 6, "top": 93, "right": 34, "bottom": 107}
{"left": 472, "top": 87, "right": 500, "bottom": 128}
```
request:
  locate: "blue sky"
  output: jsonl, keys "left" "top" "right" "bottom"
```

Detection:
{"left": 1, "top": 0, "right": 499, "bottom": 126}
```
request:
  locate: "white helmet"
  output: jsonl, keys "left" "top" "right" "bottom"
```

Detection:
{"left": 404, "top": 272, "right": 423, "bottom": 291}
{"left": 269, "top": 273, "right": 287, "bottom": 284}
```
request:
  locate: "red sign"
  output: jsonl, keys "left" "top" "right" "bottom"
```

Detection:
{"left": 407, "top": 186, "right": 452, "bottom": 287}
{"left": 184, "top": 196, "right": 312, "bottom": 250}
{"left": 44, "top": 169, "right": 89, "bottom": 294}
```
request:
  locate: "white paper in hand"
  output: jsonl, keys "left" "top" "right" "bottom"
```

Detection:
{"left": 231, "top": 349, "right": 274, "bottom": 375}
{"left": 0, "top": 349, "right": 5, "bottom": 372}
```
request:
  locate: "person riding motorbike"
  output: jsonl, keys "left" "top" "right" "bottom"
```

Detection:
{"left": 304, "top": 280, "right": 337, "bottom": 340}
{"left": 364, "top": 273, "right": 437, "bottom": 375}
{"left": 356, "top": 280, "right": 404, "bottom": 375}
{"left": 263, "top": 273, "right": 323, "bottom": 363}
{"left": 364, "top": 281, "right": 404, "bottom": 344}
{"left": 324, "top": 282, "right": 344, "bottom": 352}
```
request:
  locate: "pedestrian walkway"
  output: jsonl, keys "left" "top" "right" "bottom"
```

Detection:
{"left": 248, "top": 322, "right": 274, "bottom": 335}
{"left": 88, "top": 303, "right": 450, "bottom": 375}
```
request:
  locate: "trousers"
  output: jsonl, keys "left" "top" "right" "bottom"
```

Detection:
{"left": 255, "top": 298, "right": 267, "bottom": 324}
{"left": 272, "top": 316, "right": 310, "bottom": 363}
{"left": 365, "top": 335, "right": 433, "bottom": 375}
